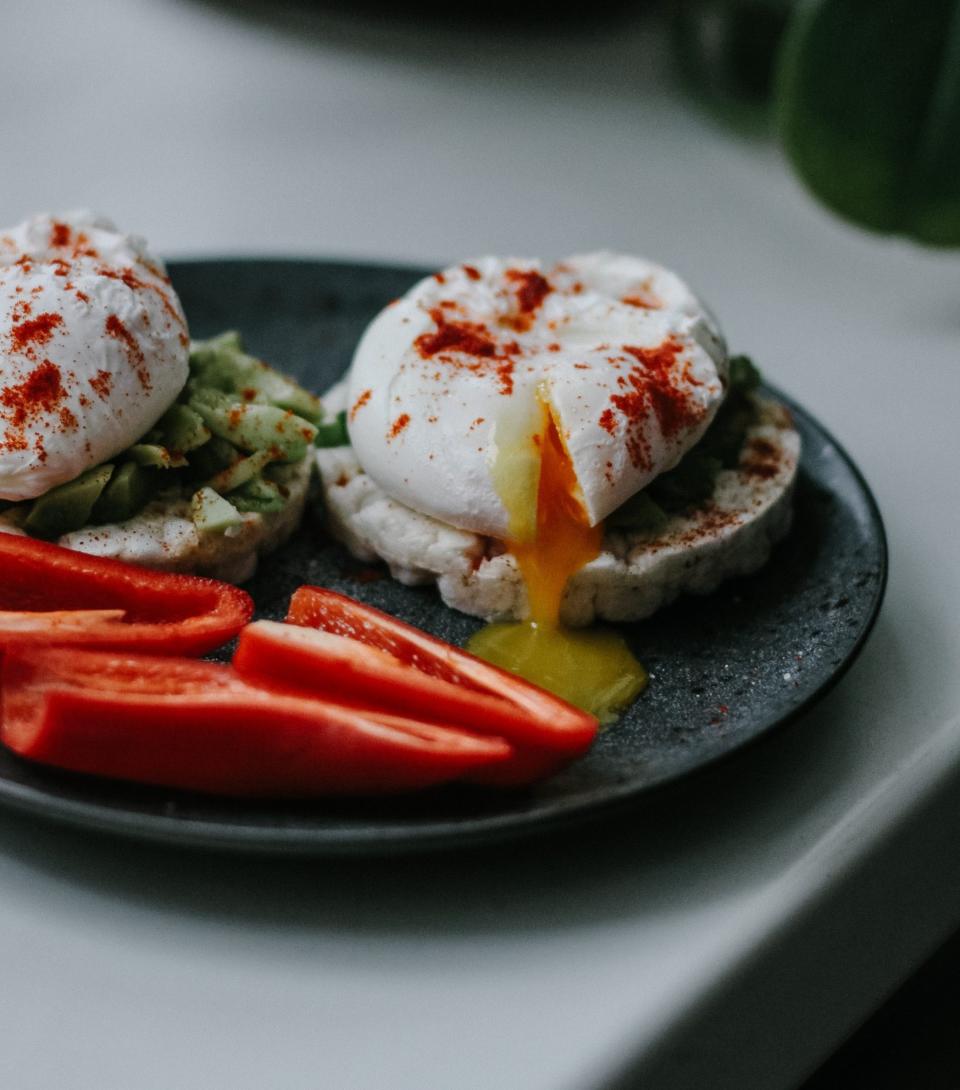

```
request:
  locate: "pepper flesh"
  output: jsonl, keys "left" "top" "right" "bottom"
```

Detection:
{"left": 0, "top": 534, "right": 252, "bottom": 655}
{"left": 257, "top": 586, "right": 600, "bottom": 784}
{"left": 0, "top": 648, "right": 513, "bottom": 797}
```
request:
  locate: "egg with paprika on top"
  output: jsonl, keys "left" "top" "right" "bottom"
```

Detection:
{"left": 328, "top": 252, "right": 748, "bottom": 722}
{"left": 0, "top": 211, "right": 189, "bottom": 502}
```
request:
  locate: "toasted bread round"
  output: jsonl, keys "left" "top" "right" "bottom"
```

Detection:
{"left": 316, "top": 384, "right": 799, "bottom": 625}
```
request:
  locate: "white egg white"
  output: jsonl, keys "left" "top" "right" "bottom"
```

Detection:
{"left": 346, "top": 252, "right": 728, "bottom": 539}
{"left": 0, "top": 211, "right": 189, "bottom": 502}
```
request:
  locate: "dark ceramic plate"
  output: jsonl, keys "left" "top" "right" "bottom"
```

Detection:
{"left": 0, "top": 259, "right": 887, "bottom": 854}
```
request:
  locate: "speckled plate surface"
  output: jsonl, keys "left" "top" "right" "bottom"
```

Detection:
{"left": 0, "top": 259, "right": 888, "bottom": 854}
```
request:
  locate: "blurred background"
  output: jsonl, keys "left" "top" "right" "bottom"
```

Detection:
{"left": 2, "top": 1, "right": 960, "bottom": 1087}
{"left": 4, "top": 0, "right": 957, "bottom": 262}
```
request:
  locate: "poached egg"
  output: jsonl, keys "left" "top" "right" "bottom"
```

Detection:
{"left": 348, "top": 252, "right": 727, "bottom": 539}
{"left": 346, "top": 253, "right": 729, "bottom": 720}
{"left": 0, "top": 212, "right": 189, "bottom": 502}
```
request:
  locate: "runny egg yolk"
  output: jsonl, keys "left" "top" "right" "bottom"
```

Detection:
{"left": 468, "top": 396, "right": 647, "bottom": 724}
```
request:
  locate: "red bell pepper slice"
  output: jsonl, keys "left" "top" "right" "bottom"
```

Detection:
{"left": 240, "top": 586, "right": 598, "bottom": 757}
{"left": 0, "top": 535, "right": 252, "bottom": 656}
{"left": 0, "top": 647, "right": 513, "bottom": 796}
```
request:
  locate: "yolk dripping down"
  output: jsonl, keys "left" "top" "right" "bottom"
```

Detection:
{"left": 468, "top": 398, "right": 647, "bottom": 724}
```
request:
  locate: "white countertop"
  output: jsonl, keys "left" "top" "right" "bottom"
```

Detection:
{"left": 3, "top": 2, "right": 960, "bottom": 1088}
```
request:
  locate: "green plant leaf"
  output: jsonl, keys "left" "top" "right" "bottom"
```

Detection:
{"left": 776, "top": 0, "right": 960, "bottom": 245}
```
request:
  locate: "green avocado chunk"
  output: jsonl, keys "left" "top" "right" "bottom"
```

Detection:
{"left": 156, "top": 403, "right": 211, "bottom": 454}
{"left": 230, "top": 476, "right": 286, "bottom": 514}
{"left": 206, "top": 449, "right": 277, "bottom": 495}
{"left": 189, "top": 388, "right": 317, "bottom": 463}
{"left": 186, "top": 434, "right": 237, "bottom": 480}
{"left": 92, "top": 463, "right": 155, "bottom": 524}
{"left": 190, "top": 331, "right": 324, "bottom": 425}
{"left": 127, "top": 444, "right": 189, "bottom": 469}
{"left": 190, "top": 487, "right": 243, "bottom": 534}
{"left": 24, "top": 464, "right": 114, "bottom": 538}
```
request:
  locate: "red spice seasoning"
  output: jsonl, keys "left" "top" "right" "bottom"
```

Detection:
{"left": 1, "top": 360, "right": 65, "bottom": 423}
{"left": 71, "top": 232, "right": 99, "bottom": 259}
{"left": 415, "top": 308, "right": 516, "bottom": 395}
{"left": 599, "top": 337, "right": 705, "bottom": 470}
{"left": 104, "top": 315, "right": 152, "bottom": 391}
{"left": 502, "top": 268, "right": 552, "bottom": 331}
{"left": 88, "top": 370, "right": 114, "bottom": 400}
{"left": 0, "top": 360, "right": 68, "bottom": 456}
{"left": 10, "top": 312, "right": 64, "bottom": 358}
{"left": 741, "top": 437, "right": 780, "bottom": 480}
{"left": 622, "top": 293, "right": 662, "bottom": 310}
{"left": 462, "top": 264, "right": 481, "bottom": 281}
{"left": 350, "top": 388, "right": 373, "bottom": 422}
{"left": 416, "top": 308, "right": 497, "bottom": 359}
{"left": 96, "top": 265, "right": 184, "bottom": 328}
{"left": 49, "top": 222, "right": 72, "bottom": 248}
{"left": 506, "top": 268, "right": 551, "bottom": 314}
{"left": 388, "top": 413, "right": 411, "bottom": 440}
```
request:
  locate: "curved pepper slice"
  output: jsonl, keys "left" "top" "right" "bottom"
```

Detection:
{"left": 0, "top": 534, "right": 252, "bottom": 656}
{"left": 233, "top": 587, "right": 599, "bottom": 785}
{"left": 0, "top": 648, "right": 513, "bottom": 797}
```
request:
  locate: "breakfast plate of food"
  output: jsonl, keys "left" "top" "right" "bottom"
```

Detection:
{"left": 0, "top": 213, "right": 886, "bottom": 853}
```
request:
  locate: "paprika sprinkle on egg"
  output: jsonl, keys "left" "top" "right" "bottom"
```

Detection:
{"left": 104, "top": 315, "right": 152, "bottom": 392}
{"left": 415, "top": 308, "right": 517, "bottom": 395}
{"left": 10, "top": 312, "right": 64, "bottom": 357}
{"left": 388, "top": 413, "right": 411, "bottom": 440}
{"left": 350, "top": 388, "right": 373, "bottom": 422}
{"left": 598, "top": 337, "right": 707, "bottom": 470}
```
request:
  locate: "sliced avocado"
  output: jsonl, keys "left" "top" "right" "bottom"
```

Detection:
{"left": 189, "top": 332, "right": 324, "bottom": 425}
{"left": 127, "top": 443, "right": 189, "bottom": 469}
{"left": 189, "top": 389, "right": 317, "bottom": 463}
{"left": 206, "top": 448, "right": 277, "bottom": 495}
{"left": 185, "top": 434, "right": 239, "bottom": 480}
{"left": 230, "top": 476, "right": 286, "bottom": 514}
{"left": 157, "top": 403, "right": 211, "bottom": 454}
{"left": 93, "top": 463, "right": 155, "bottom": 524}
{"left": 190, "top": 487, "right": 242, "bottom": 534}
{"left": 190, "top": 330, "right": 243, "bottom": 363}
{"left": 314, "top": 410, "right": 349, "bottom": 448}
{"left": 25, "top": 464, "right": 114, "bottom": 538}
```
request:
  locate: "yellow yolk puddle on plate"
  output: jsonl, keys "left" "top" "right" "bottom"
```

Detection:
{"left": 468, "top": 395, "right": 647, "bottom": 724}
